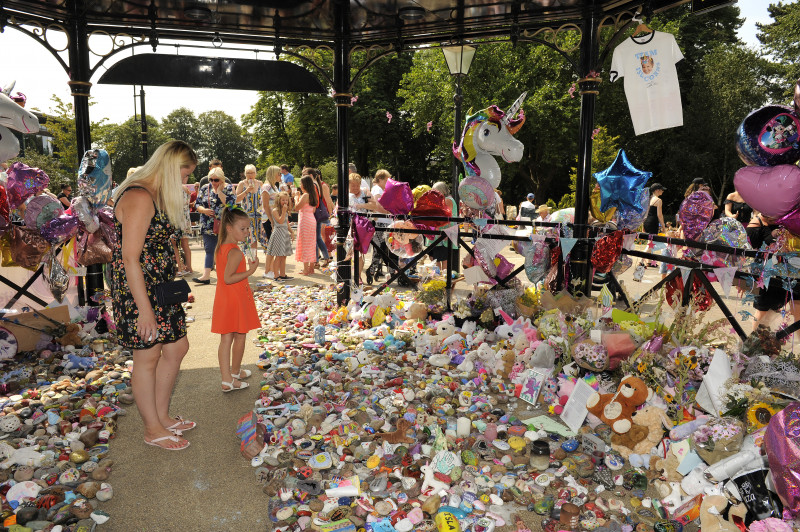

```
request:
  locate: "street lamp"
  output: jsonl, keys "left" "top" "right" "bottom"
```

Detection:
{"left": 442, "top": 44, "right": 475, "bottom": 276}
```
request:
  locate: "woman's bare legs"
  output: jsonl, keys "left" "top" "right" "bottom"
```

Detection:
{"left": 154, "top": 336, "right": 191, "bottom": 431}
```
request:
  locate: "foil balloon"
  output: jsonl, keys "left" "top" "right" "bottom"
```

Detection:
{"left": 615, "top": 188, "right": 650, "bottom": 231}
{"left": 494, "top": 253, "right": 513, "bottom": 279}
{"left": 71, "top": 196, "right": 100, "bottom": 234}
{"left": 678, "top": 190, "right": 715, "bottom": 241}
{"left": 0, "top": 184, "right": 9, "bottom": 234}
{"left": 24, "top": 195, "right": 63, "bottom": 230}
{"left": 10, "top": 226, "right": 50, "bottom": 270}
{"left": 778, "top": 206, "right": 800, "bottom": 238}
{"left": 550, "top": 208, "right": 575, "bottom": 238}
{"left": 378, "top": 178, "right": 413, "bottom": 215}
{"left": 473, "top": 244, "right": 497, "bottom": 278}
{"left": 795, "top": 78, "right": 800, "bottom": 117}
{"left": 386, "top": 220, "right": 423, "bottom": 259}
{"left": 694, "top": 217, "right": 751, "bottom": 268}
{"left": 591, "top": 231, "right": 623, "bottom": 273}
{"left": 452, "top": 93, "right": 526, "bottom": 189}
{"left": 524, "top": 241, "right": 550, "bottom": 283}
{"left": 594, "top": 149, "right": 652, "bottom": 212}
{"left": 77, "top": 148, "right": 113, "bottom": 210}
{"left": 412, "top": 185, "right": 431, "bottom": 205}
{"left": 764, "top": 401, "right": 800, "bottom": 518}
{"left": 459, "top": 176, "right": 495, "bottom": 210}
{"left": 0, "top": 90, "right": 39, "bottom": 134}
{"left": 0, "top": 124, "right": 20, "bottom": 162}
{"left": 351, "top": 214, "right": 374, "bottom": 255}
{"left": 41, "top": 212, "right": 80, "bottom": 243}
{"left": 735, "top": 164, "right": 800, "bottom": 219}
{"left": 736, "top": 104, "right": 800, "bottom": 167}
{"left": 410, "top": 190, "right": 452, "bottom": 230}
{"left": 612, "top": 254, "right": 633, "bottom": 276}
{"left": 589, "top": 185, "right": 617, "bottom": 224}
{"left": 5, "top": 162, "right": 49, "bottom": 210}
{"left": 43, "top": 249, "right": 69, "bottom": 303}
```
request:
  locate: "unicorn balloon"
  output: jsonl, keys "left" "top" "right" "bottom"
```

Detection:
{"left": 0, "top": 81, "right": 40, "bottom": 163}
{"left": 454, "top": 92, "right": 526, "bottom": 210}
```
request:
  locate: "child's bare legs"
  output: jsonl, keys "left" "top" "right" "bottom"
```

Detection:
{"left": 180, "top": 237, "right": 192, "bottom": 272}
{"left": 218, "top": 333, "right": 234, "bottom": 383}
{"left": 230, "top": 333, "right": 246, "bottom": 377}
{"left": 276, "top": 257, "right": 287, "bottom": 277}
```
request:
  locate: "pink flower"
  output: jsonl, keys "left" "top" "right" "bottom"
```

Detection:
{"left": 591, "top": 128, "right": 600, "bottom": 139}
{"left": 386, "top": 111, "right": 393, "bottom": 123}
{"left": 568, "top": 84, "right": 576, "bottom": 98}
{"left": 351, "top": 95, "right": 358, "bottom": 104}
{"left": 426, "top": 121, "right": 433, "bottom": 132}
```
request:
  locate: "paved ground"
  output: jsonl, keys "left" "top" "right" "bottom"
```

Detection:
{"left": 100, "top": 237, "right": 774, "bottom": 530}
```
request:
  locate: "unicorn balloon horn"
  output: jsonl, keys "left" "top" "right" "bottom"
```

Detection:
{"left": 1, "top": 81, "right": 15, "bottom": 97}
{"left": 503, "top": 91, "right": 527, "bottom": 134}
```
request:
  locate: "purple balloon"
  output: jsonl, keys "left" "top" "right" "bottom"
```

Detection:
{"left": 6, "top": 162, "right": 49, "bottom": 210}
{"left": 41, "top": 212, "right": 80, "bottom": 243}
{"left": 378, "top": 178, "right": 413, "bottom": 215}
{"left": 495, "top": 253, "right": 513, "bottom": 279}
{"left": 679, "top": 191, "right": 715, "bottom": 241}
{"left": 352, "top": 214, "right": 374, "bottom": 255}
{"left": 734, "top": 164, "right": 800, "bottom": 219}
{"left": 779, "top": 207, "right": 800, "bottom": 237}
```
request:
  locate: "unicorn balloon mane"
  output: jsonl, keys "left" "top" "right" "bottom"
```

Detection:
{"left": 0, "top": 81, "right": 40, "bottom": 163}
{"left": 454, "top": 92, "right": 526, "bottom": 210}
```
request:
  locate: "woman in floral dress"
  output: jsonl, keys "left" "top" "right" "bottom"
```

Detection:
{"left": 194, "top": 167, "right": 234, "bottom": 284}
{"left": 111, "top": 140, "right": 197, "bottom": 451}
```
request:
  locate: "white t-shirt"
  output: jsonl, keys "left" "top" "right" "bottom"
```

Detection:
{"left": 610, "top": 31, "right": 684, "bottom": 135}
{"left": 371, "top": 184, "right": 391, "bottom": 226}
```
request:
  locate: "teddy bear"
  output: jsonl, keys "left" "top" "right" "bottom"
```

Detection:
{"left": 699, "top": 494, "right": 747, "bottom": 532}
{"left": 496, "top": 349, "right": 516, "bottom": 379}
{"left": 611, "top": 405, "right": 673, "bottom": 457}
{"left": 476, "top": 343, "right": 497, "bottom": 373}
{"left": 586, "top": 375, "right": 651, "bottom": 434}
{"left": 56, "top": 323, "right": 83, "bottom": 347}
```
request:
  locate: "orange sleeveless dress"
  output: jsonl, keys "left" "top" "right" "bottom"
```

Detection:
{"left": 211, "top": 243, "right": 261, "bottom": 334}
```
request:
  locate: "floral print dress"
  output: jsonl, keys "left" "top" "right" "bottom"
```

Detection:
{"left": 111, "top": 186, "right": 186, "bottom": 349}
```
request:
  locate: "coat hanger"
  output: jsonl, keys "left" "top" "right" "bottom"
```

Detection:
{"left": 631, "top": 12, "right": 653, "bottom": 37}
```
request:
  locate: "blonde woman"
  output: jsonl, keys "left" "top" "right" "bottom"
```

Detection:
{"left": 260, "top": 165, "right": 282, "bottom": 278}
{"left": 235, "top": 164, "right": 265, "bottom": 261}
{"left": 194, "top": 166, "right": 233, "bottom": 284}
{"left": 111, "top": 140, "right": 198, "bottom": 451}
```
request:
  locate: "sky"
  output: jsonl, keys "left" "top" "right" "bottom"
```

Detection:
{"left": 0, "top": 0, "right": 775, "bottom": 125}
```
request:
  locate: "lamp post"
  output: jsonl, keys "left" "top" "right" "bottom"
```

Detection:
{"left": 442, "top": 44, "right": 475, "bottom": 275}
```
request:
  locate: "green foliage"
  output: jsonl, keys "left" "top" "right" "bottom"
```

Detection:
{"left": 758, "top": 1, "right": 800, "bottom": 90}
{"left": 93, "top": 116, "right": 170, "bottom": 183}
{"left": 196, "top": 110, "right": 258, "bottom": 181}
{"left": 8, "top": 152, "right": 73, "bottom": 191}
{"left": 161, "top": 108, "right": 203, "bottom": 154}
{"left": 557, "top": 126, "right": 621, "bottom": 208}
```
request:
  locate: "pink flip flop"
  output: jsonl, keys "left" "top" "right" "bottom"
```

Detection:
{"left": 145, "top": 434, "right": 190, "bottom": 451}
{"left": 166, "top": 415, "right": 196, "bottom": 432}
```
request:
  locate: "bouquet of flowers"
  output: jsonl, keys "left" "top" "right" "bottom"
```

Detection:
{"left": 417, "top": 279, "right": 446, "bottom": 308}
{"left": 691, "top": 417, "right": 744, "bottom": 465}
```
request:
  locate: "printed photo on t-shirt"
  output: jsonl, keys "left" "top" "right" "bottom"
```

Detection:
{"left": 635, "top": 51, "right": 660, "bottom": 82}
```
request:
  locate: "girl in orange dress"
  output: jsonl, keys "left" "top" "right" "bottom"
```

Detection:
{"left": 294, "top": 175, "right": 318, "bottom": 275}
{"left": 211, "top": 206, "right": 261, "bottom": 392}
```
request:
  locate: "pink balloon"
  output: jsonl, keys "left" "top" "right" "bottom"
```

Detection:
{"left": 352, "top": 214, "right": 374, "bottom": 255}
{"left": 5, "top": 162, "right": 49, "bottom": 210}
{"left": 778, "top": 207, "right": 800, "bottom": 237}
{"left": 378, "top": 178, "right": 413, "bottom": 215}
{"left": 734, "top": 164, "right": 800, "bottom": 219}
{"left": 495, "top": 254, "right": 513, "bottom": 279}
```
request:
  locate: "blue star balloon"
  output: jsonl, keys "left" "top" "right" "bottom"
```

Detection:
{"left": 594, "top": 149, "right": 652, "bottom": 213}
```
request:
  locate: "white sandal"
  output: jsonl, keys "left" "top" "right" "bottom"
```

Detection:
{"left": 222, "top": 379, "right": 249, "bottom": 392}
{"left": 232, "top": 369, "right": 252, "bottom": 379}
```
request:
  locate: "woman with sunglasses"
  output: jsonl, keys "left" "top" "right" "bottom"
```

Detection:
{"left": 194, "top": 167, "right": 233, "bottom": 284}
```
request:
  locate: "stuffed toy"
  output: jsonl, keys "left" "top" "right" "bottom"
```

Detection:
{"left": 699, "top": 494, "right": 747, "bottom": 532}
{"left": 56, "top": 323, "right": 83, "bottom": 347}
{"left": 539, "top": 377, "right": 559, "bottom": 408}
{"left": 476, "top": 343, "right": 497, "bottom": 373}
{"left": 681, "top": 465, "right": 716, "bottom": 497}
{"left": 496, "top": 349, "right": 516, "bottom": 379}
{"left": 586, "top": 375, "right": 651, "bottom": 434}
{"left": 611, "top": 405, "right": 673, "bottom": 457}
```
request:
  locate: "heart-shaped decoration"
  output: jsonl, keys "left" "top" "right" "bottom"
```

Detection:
{"left": 377, "top": 178, "right": 413, "bottom": 215}
{"left": 734, "top": 164, "right": 800, "bottom": 219}
{"left": 410, "top": 190, "right": 451, "bottom": 230}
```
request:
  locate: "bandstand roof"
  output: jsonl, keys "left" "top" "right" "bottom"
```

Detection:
{"left": 4, "top": 0, "right": 690, "bottom": 49}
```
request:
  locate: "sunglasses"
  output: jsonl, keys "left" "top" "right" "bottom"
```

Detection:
{"left": 210, "top": 179, "right": 221, "bottom": 183}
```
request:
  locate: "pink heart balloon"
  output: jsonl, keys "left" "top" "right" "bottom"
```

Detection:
{"left": 734, "top": 164, "right": 800, "bottom": 219}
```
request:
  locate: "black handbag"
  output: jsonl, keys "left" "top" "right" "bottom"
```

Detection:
{"left": 155, "top": 279, "right": 191, "bottom": 307}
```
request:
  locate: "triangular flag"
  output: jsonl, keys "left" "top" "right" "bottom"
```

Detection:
{"left": 622, "top": 234, "right": 636, "bottom": 251}
{"left": 443, "top": 224, "right": 459, "bottom": 246}
{"left": 474, "top": 218, "right": 488, "bottom": 228}
{"left": 599, "top": 284, "right": 614, "bottom": 308}
{"left": 560, "top": 238, "right": 578, "bottom": 260}
{"left": 679, "top": 266, "right": 692, "bottom": 285}
{"left": 763, "top": 273, "right": 771, "bottom": 290}
{"left": 713, "top": 267, "right": 736, "bottom": 297}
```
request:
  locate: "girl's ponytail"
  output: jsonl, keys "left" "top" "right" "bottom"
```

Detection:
{"left": 214, "top": 205, "right": 249, "bottom": 257}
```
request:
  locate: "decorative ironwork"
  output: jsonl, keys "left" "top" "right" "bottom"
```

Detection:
{"left": 349, "top": 43, "right": 396, "bottom": 90}
{"left": 281, "top": 44, "right": 335, "bottom": 89}
{"left": 3, "top": 15, "right": 70, "bottom": 73}
{"left": 520, "top": 23, "right": 582, "bottom": 74}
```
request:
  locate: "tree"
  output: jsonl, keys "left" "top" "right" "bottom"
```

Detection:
{"left": 161, "top": 108, "right": 203, "bottom": 153}
{"left": 557, "top": 126, "right": 621, "bottom": 209}
{"left": 243, "top": 92, "right": 293, "bottom": 167}
{"left": 757, "top": 2, "right": 800, "bottom": 90}
{"left": 196, "top": 110, "right": 257, "bottom": 181}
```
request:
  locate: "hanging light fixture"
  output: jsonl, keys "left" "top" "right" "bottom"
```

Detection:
{"left": 442, "top": 44, "right": 476, "bottom": 76}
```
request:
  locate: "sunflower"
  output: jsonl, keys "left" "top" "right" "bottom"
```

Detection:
{"left": 664, "top": 393, "right": 675, "bottom": 404}
{"left": 746, "top": 403, "right": 778, "bottom": 430}
{"left": 637, "top": 361, "right": 647, "bottom": 373}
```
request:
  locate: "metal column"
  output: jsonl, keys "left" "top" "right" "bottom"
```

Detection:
{"left": 570, "top": 6, "right": 600, "bottom": 296}
{"left": 67, "top": 0, "right": 103, "bottom": 306}
{"left": 334, "top": 0, "right": 351, "bottom": 306}
{"left": 140, "top": 87, "right": 148, "bottom": 161}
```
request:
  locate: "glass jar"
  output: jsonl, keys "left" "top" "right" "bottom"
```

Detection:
{"left": 530, "top": 440, "right": 551, "bottom": 471}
